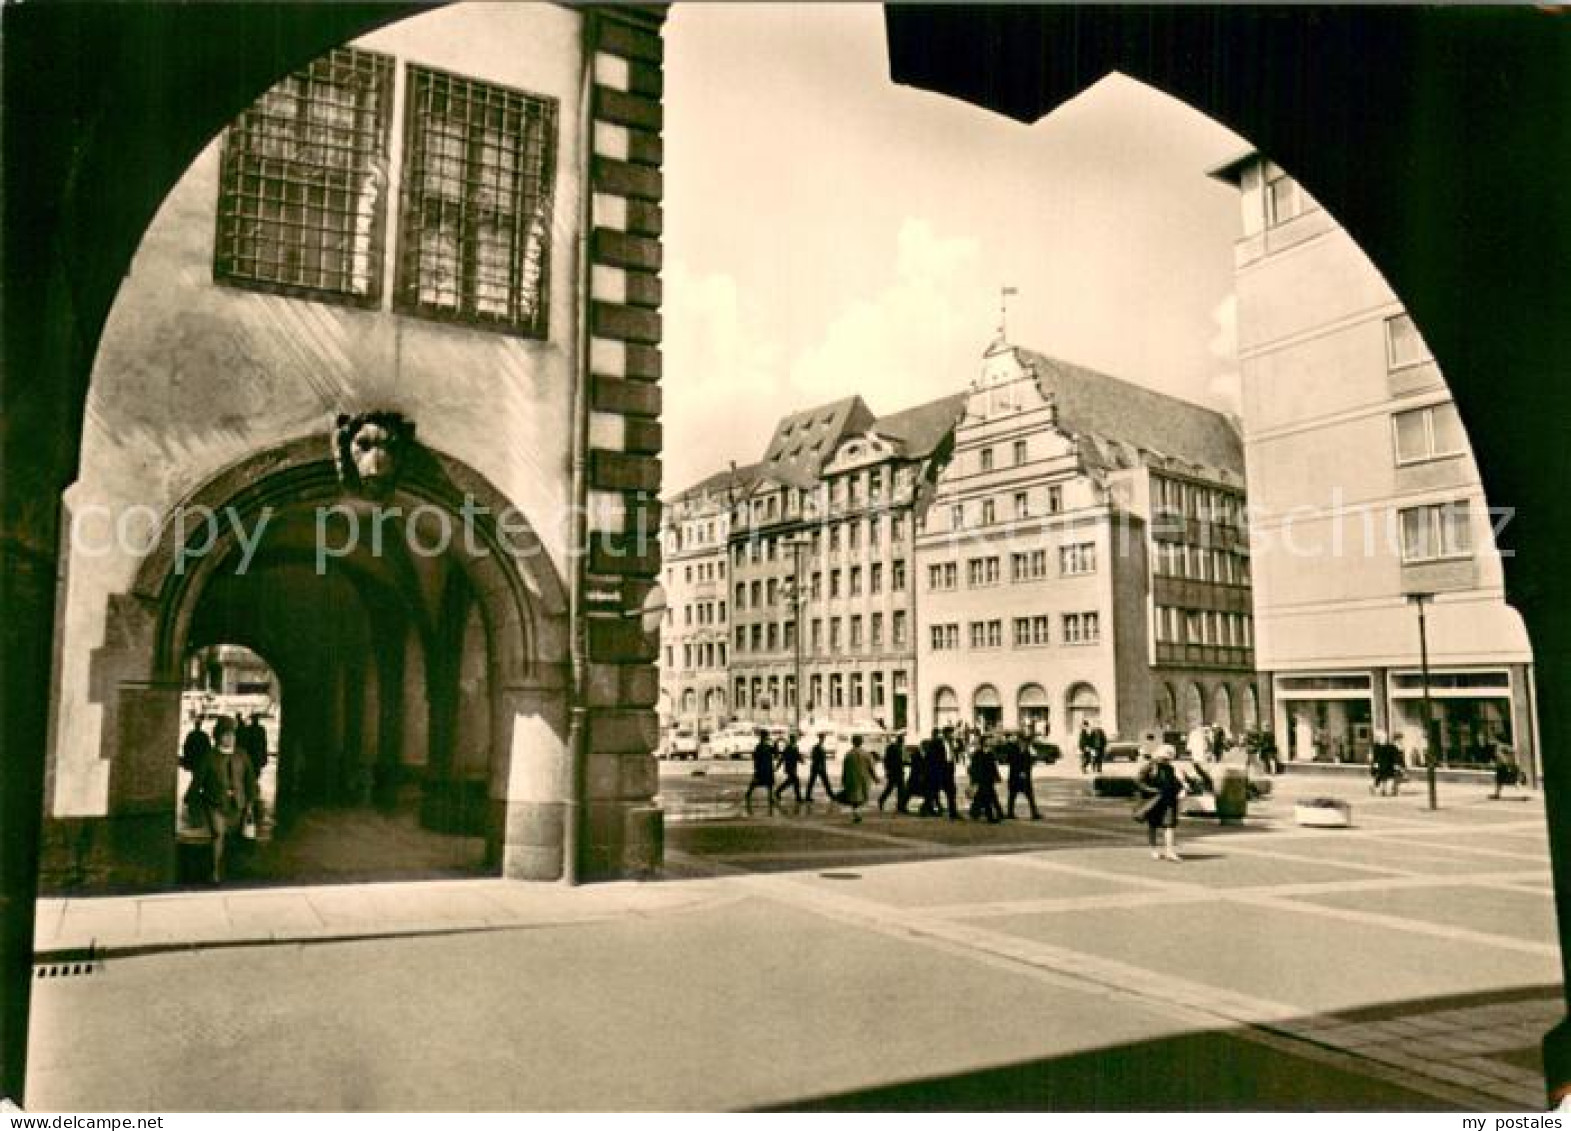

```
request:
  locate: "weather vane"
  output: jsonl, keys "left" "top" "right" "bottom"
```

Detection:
{"left": 998, "top": 285, "right": 1018, "bottom": 341}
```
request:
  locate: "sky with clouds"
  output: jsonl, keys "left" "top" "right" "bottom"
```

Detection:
{"left": 662, "top": 4, "right": 1248, "bottom": 495}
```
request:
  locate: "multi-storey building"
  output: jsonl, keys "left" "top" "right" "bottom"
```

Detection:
{"left": 916, "top": 337, "right": 1257, "bottom": 744}
{"left": 657, "top": 465, "right": 755, "bottom": 737}
{"left": 728, "top": 393, "right": 964, "bottom": 733}
{"left": 1211, "top": 152, "right": 1537, "bottom": 775}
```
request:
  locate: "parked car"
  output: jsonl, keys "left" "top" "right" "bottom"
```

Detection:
{"left": 1003, "top": 730, "right": 1061, "bottom": 764}
{"left": 710, "top": 723, "right": 762, "bottom": 760}
{"left": 664, "top": 726, "right": 700, "bottom": 760}
{"left": 1103, "top": 739, "right": 1145, "bottom": 763}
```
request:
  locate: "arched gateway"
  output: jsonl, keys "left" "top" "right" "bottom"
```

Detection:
{"left": 71, "top": 433, "right": 571, "bottom": 889}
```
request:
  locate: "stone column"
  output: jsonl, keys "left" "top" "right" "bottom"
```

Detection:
{"left": 575, "top": 6, "right": 668, "bottom": 879}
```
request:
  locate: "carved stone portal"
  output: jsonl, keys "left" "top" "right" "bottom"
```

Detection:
{"left": 334, "top": 411, "right": 416, "bottom": 497}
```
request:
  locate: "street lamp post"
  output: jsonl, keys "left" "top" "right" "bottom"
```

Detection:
{"left": 783, "top": 537, "right": 810, "bottom": 740}
{"left": 1407, "top": 592, "right": 1438, "bottom": 811}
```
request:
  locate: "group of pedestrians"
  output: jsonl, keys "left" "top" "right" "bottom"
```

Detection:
{"left": 743, "top": 725, "right": 1044, "bottom": 826}
{"left": 179, "top": 711, "right": 270, "bottom": 883}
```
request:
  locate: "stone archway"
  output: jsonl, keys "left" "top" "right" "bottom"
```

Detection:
{"left": 52, "top": 433, "right": 569, "bottom": 891}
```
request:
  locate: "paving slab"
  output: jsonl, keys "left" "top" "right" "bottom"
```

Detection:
{"left": 978, "top": 899, "right": 1563, "bottom": 1017}
{"left": 1285, "top": 884, "right": 1562, "bottom": 946}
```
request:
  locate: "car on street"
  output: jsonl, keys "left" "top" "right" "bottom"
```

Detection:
{"left": 992, "top": 729, "right": 1061, "bottom": 765}
{"left": 709, "top": 722, "right": 762, "bottom": 760}
{"left": 663, "top": 726, "right": 701, "bottom": 760}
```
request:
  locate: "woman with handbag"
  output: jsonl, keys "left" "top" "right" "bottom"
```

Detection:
{"left": 1134, "top": 745, "right": 1187, "bottom": 862}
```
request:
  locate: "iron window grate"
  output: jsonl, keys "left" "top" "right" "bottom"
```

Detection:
{"left": 214, "top": 47, "right": 394, "bottom": 305}
{"left": 396, "top": 65, "right": 558, "bottom": 337}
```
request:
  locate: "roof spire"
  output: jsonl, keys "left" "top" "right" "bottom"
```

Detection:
{"left": 984, "top": 286, "right": 1018, "bottom": 359}
{"left": 998, "top": 285, "right": 1018, "bottom": 342}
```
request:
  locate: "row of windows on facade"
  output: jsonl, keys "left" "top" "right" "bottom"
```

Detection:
{"left": 667, "top": 640, "right": 728, "bottom": 672}
{"left": 926, "top": 544, "right": 1095, "bottom": 591}
{"left": 944, "top": 484, "right": 1064, "bottom": 530}
{"left": 740, "top": 466, "right": 921, "bottom": 526}
{"left": 734, "top": 669, "right": 910, "bottom": 712}
{"left": 732, "top": 514, "right": 910, "bottom": 566}
{"left": 672, "top": 600, "right": 725, "bottom": 629}
{"left": 674, "top": 559, "right": 725, "bottom": 586}
{"left": 734, "top": 612, "right": 911, "bottom": 656}
{"left": 736, "top": 561, "right": 910, "bottom": 610}
{"left": 669, "top": 518, "right": 730, "bottom": 555}
{"left": 929, "top": 612, "right": 1101, "bottom": 651}
{"left": 1151, "top": 477, "right": 1246, "bottom": 529}
{"left": 1153, "top": 607, "right": 1255, "bottom": 650}
{"left": 215, "top": 47, "right": 557, "bottom": 337}
{"left": 1152, "top": 542, "right": 1253, "bottom": 586}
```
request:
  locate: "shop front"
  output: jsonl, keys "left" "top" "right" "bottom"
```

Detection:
{"left": 1275, "top": 674, "right": 1374, "bottom": 764}
{"left": 1387, "top": 669, "right": 1518, "bottom": 769}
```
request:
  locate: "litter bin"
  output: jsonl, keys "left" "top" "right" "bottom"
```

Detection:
{"left": 1214, "top": 764, "right": 1249, "bottom": 823}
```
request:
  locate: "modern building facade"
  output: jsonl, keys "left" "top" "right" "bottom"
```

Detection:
{"left": 1212, "top": 153, "right": 1537, "bottom": 775}
{"left": 915, "top": 339, "right": 1258, "bottom": 745}
{"left": 656, "top": 465, "right": 754, "bottom": 738}
{"left": 727, "top": 393, "right": 964, "bottom": 734}
{"left": 40, "top": 4, "right": 670, "bottom": 890}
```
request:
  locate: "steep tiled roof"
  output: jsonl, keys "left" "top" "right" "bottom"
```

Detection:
{"left": 1015, "top": 349, "right": 1243, "bottom": 474}
{"left": 871, "top": 391, "right": 969, "bottom": 459}
{"left": 758, "top": 395, "right": 876, "bottom": 487}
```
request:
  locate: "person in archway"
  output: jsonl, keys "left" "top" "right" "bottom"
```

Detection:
{"left": 804, "top": 733, "right": 835, "bottom": 804}
{"left": 773, "top": 732, "right": 803, "bottom": 807}
{"left": 1005, "top": 732, "right": 1043, "bottom": 820}
{"left": 193, "top": 716, "right": 258, "bottom": 883}
{"left": 877, "top": 732, "right": 907, "bottom": 813}
{"left": 744, "top": 730, "right": 776, "bottom": 812}
{"left": 179, "top": 713, "right": 211, "bottom": 831}
{"left": 837, "top": 734, "right": 879, "bottom": 824}
{"left": 239, "top": 712, "right": 269, "bottom": 828}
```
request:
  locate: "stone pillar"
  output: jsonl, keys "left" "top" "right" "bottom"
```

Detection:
{"left": 575, "top": 5, "right": 667, "bottom": 880}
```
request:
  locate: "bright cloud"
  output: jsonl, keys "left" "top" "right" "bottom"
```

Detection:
{"left": 789, "top": 218, "right": 992, "bottom": 407}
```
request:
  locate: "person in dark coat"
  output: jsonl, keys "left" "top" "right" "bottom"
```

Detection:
{"left": 878, "top": 733, "right": 907, "bottom": 812}
{"left": 193, "top": 716, "right": 258, "bottom": 883}
{"left": 967, "top": 737, "right": 1004, "bottom": 823}
{"left": 1370, "top": 730, "right": 1403, "bottom": 796}
{"left": 744, "top": 731, "right": 777, "bottom": 811}
{"left": 1089, "top": 722, "right": 1108, "bottom": 773}
{"left": 240, "top": 712, "right": 269, "bottom": 776}
{"left": 1134, "top": 746, "right": 1188, "bottom": 862}
{"left": 1491, "top": 744, "right": 1522, "bottom": 799}
{"left": 1258, "top": 728, "right": 1281, "bottom": 774}
{"left": 180, "top": 715, "right": 211, "bottom": 829}
{"left": 804, "top": 734, "right": 835, "bottom": 803}
{"left": 773, "top": 733, "right": 803, "bottom": 805}
{"left": 1005, "top": 734, "right": 1042, "bottom": 820}
{"left": 923, "top": 728, "right": 961, "bottom": 820}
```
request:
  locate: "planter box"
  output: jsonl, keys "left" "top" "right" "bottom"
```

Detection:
{"left": 1295, "top": 799, "right": 1352, "bottom": 828}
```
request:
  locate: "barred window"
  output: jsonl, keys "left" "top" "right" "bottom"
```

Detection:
{"left": 397, "top": 66, "right": 557, "bottom": 335}
{"left": 215, "top": 47, "right": 394, "bottom": 303}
